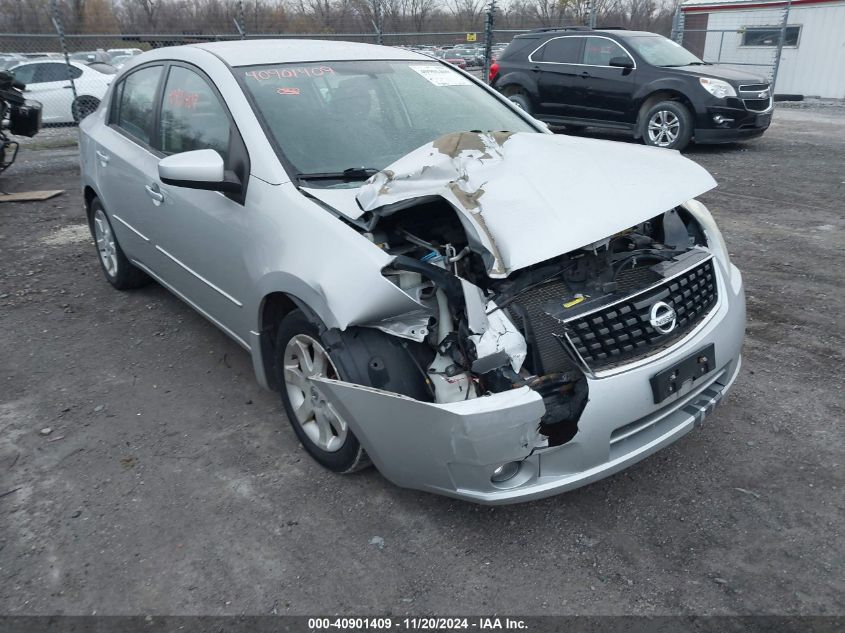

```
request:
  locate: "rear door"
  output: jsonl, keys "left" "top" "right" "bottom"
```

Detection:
{"left": 15, "top": 62, "right": 81, "bottom": 123}
{"left": 93, "top": 64, "right": 165, "bottom": 265}
{"left": 533, "top": 36, "right": 585, "bottom": 120}
{"left": 574, "top": 37, "right": 636, "bottom": 123}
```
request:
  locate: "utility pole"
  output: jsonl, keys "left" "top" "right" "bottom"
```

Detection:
{"left": 771, "top": 0, "right": 793, "bottom": 92}
{"left": 483, "top": 0, "right": 497, "bottom": 83}
{"left": 49, "top": 0, "right": 77, "bottom": 106}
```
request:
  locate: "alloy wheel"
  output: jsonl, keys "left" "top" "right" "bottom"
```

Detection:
{"left": 647, "top": 110, "right": 681, "bottom": 147}
{"left": 93, "top": 208, "right": 118, "bottom": 277}
{"left": 283, "top": 334, "right": 348, "bottom": 452}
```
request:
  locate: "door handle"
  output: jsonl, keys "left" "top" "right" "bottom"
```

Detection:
{"left": 579, "top": 71, "right": 591, "bottom": 79}
{"left": 145, "top": 184, "right": 164, "bottom": 205}
{"left": 63, "top": 85, "right": 73, "bottom": 89}
{"left": 95, "top": 150, "right": 109, "bottom": 164}
{"left": 532, "top": 65, "right": 540, "bottom": 73}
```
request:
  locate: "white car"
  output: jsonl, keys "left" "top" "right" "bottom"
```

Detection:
{"left": 9, "top": 60, "right": 112, "bottom": 124}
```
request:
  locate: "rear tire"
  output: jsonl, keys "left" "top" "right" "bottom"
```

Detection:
{"left": 89, "top": 198, "right": 149, "bottom": 290}
{"left": 505, "top": 88, "right": 533, "bottom": 115}
{"left": 640, "top": 100, "right": 693, "bottom": 151}
{"left": 72, "top": 96, "right": 100, "bottom": 123}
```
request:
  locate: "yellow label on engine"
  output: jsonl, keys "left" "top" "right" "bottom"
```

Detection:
{"left": 563, "top": 296, "right": 586, "bottom": 309}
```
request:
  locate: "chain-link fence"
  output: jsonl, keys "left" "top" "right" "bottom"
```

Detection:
{"left": 2, "top": 0, "right": 686, "bottom": 127}
{"left": 672, "top": 0, "right": 794, "bottom": 90}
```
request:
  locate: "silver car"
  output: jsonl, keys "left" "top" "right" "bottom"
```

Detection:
{"left": 78, "top": 40, "right": 745, "bottom": 504}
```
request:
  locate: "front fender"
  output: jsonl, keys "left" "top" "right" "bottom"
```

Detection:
{"left": 632, "top": 78, "right": 697, "bottom": 108}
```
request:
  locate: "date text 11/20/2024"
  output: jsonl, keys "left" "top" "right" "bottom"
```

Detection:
{"left": 307, "top": 617, "right": 528, "bottom": 630}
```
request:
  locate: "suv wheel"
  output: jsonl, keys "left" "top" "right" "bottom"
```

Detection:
{"left": 505, "top": 89, "right": 532, "bottom": 115}
{"left": 641, "top": 101, "right": 693, "bottom": 150}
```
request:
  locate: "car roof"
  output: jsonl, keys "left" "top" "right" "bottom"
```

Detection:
{"left": 11, "top": 59, "right": 86, "bottom": 68}
{"left": 520, "top": 29, "right": 660, "bottom": 40}
{"left": 191, "top": 39, "right": 430, "bottom": 66}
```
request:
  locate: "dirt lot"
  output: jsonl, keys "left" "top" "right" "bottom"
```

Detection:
{"left": 1, "top": 107, "right": 843, "bottom": 616}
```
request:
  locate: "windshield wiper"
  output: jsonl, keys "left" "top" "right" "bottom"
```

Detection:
{"left": 297, "top": 167, "right": 380, "bottom": 182}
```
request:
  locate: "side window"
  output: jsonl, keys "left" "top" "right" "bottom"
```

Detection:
{"left": 10, "top": 64, "right": 37, "bottom": 84}
{"left": 114, "top": 65, "right": 162, "bottom": 144}
{"left": 537, "top": 37, "right": 582, "bottom": 64}
{"left": 583, "top": 38, "right": 629, "bottom": 66}
{"left": 159, "top": 66, "right": 230, "bottom": 161}
{"left": 35, "top": 63, "right": 82, "bottom": 82}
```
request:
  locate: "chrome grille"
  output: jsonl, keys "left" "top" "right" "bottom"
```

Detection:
{"left": 564, "top": 258, "right": 718, "bottom": 371}
{"left": 739, "top": 83, "right": 772, "bottom": 113}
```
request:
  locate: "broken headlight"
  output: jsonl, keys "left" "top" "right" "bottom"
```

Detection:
{"left": 683, "top": 199, "right": 731, "bottom": 269}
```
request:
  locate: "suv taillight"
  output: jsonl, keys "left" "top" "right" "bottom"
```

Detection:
{"left": 488, "top": 62, "right": 499, "bottom": 84}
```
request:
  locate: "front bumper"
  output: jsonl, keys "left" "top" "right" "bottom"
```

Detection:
{"left": 694, "top": 104, "right": 772, "bottom": 144}
{"left": 316, "top": 260, "right": 746, "bottom": 504}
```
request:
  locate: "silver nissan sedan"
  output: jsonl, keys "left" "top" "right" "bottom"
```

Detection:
{"left": 78, "top": 40, "right": 745, "bottom": 504}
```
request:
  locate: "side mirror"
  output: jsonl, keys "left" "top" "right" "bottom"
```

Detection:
{"left": 158, "top": 149, "right": 241, "bottom": 194}
{"left": 609, "top": 56, "right": 634, "bottom": 69}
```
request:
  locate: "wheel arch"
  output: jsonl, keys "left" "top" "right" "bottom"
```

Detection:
{"left": 496, "top": 72, "right": 538, "bottom": 100}
{"left": 83, "top": 185, "right": 99, "bottom": 229}
{"left": 255, "top": 290, "right": 311, "bottom": 391}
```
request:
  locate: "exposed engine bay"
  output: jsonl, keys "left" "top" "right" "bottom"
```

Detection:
{"left": 367, "top": 202, "right": 713, "bottom": 447}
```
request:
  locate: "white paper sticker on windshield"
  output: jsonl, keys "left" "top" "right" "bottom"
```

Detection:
{"left": 410, "top": 65, "right": 472, "bottom": 87}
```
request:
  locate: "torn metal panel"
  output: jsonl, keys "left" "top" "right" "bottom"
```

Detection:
{"left": 470, "top": 302, "right": 527, "bottom": 373}
{"left": 460, "top": 278, "right": 489, "bottom": 335}
{"left": 312, "top": 377, "right": 545, "bottom": 492}
{"left": 307, "top": 131, "right": 717, "bottom": 278}
{"left": 362, "top": 309, "right": 432, "bottom": 342}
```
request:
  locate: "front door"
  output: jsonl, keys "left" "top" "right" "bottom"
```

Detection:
{"left": 146, "top": 64, "right": 252, "bottom": 343}
{"left": 574, "top": 37, "right": 636, "bottom": 124}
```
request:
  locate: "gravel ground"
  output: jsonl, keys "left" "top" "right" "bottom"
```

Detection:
{"left": 0, "top": 105, "right": 842, "bottom": 616}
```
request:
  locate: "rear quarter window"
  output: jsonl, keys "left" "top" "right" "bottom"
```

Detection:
{"left": 112, "top": 65, "right": 163, "bottom": 145}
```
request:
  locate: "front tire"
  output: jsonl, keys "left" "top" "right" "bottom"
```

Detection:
{"left": 275, "top": 310, "right": 370, "bottom": 473}
{"left": 641, "top": 101, "right": 693, "bottom": 150}
{"left": 90, "top": 198, "right": 149, "bottom": 290}
{"left": 275, "top": 309, "right": 432, "bottom": 474}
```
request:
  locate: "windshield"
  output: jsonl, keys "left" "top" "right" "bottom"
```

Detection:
{"left": 626, "top": 35, "right": 705, "bottom": 67}
{"left": 239, "top": 60, "right": 537, "bottom": 181}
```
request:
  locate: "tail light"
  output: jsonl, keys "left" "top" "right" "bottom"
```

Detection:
{"left": 489, "top": 62, "right": 499, "bottom": 84}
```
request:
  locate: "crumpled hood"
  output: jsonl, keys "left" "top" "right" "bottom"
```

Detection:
{"left": 306, "top": 131, "right": 717, "bottom": 278}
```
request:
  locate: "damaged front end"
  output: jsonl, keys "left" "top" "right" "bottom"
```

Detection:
{"left": 302, "top": 131, "right": 744, "bottom": 503}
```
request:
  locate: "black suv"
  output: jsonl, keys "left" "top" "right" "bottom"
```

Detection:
{"left": 489, "top": 28, "right": 773, "bottom": 150}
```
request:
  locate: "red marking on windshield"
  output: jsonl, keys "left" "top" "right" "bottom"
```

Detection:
{"left": 245, "top": 66, "right": 335, "bottom": 81}
{"left": 276, "top": 87, "right": 301, "bottom": 95}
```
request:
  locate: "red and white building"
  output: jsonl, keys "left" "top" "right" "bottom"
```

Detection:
{"left": 680, "top": 0, "right": 845, "bottom": 98}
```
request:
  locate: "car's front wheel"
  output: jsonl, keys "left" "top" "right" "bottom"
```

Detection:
{"left": 274, "top": 309, "right": 431, "bottom": 474}
{"left": 641, "top": 101, "right": 693, "bottom": 150}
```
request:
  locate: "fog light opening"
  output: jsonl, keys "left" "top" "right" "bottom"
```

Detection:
{"left": 491, "top": 461, "right": 520, "bottom": 483}
{"left": 712, "top": 114, "right": 734, "bottom": 127}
